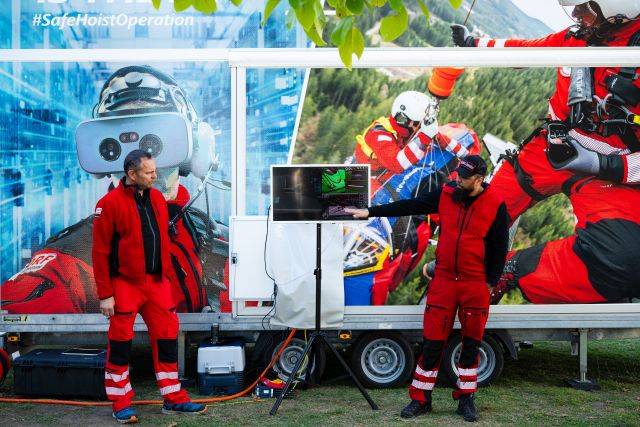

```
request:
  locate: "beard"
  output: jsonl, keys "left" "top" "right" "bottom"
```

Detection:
{"left": 452, "top": 186, "right": 472, "bottom": 204}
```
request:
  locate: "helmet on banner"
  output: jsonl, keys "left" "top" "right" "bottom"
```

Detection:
{"left": 92, "top": 65, "right": 217, "bottom": 179}
{"left": 391, "top": 91, "right": 438, "bottom": 131}
{"left": 559, "top": 1, "right": 640, "bottom": 35}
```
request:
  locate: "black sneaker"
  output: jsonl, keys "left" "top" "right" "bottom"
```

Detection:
{"left": 456, "top": 393, "right": 478, "bottom": 422}
{"left": 400, "top": 400, "right": 432, "bottom": 419}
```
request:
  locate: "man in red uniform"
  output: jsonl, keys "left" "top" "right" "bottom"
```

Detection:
{"left": 452, "top": 1, "right": 640, "bottom": 304}
{"left": 355, "top": 91, "right": 468, "bottom": 193}
{"left": 94, "top": 150, "right": 206, "bottom": 423}
{"left": 347, "top": 155, "right": 509, "bottom": 422}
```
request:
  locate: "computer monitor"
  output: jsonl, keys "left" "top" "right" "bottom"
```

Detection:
{"left": 270, "top": 164, "right": 371, "bottom": 222}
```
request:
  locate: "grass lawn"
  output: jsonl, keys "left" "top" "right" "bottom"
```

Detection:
{"left": 1, "top": 338, "right": 639, "bottom": 426}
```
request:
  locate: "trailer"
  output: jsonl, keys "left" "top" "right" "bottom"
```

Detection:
{"left": 1, "top": 47, "right": 639, "bottom": 392}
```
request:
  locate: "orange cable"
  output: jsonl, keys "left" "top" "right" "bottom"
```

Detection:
{"left": 0, "top": 328, "right": 297, "bottom": 406}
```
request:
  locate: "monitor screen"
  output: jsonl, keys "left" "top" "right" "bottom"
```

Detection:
{"left": 270, "top": 165, "right": 371, "bottom": 222}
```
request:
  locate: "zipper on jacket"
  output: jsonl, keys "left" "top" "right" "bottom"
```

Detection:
{"left": 454, "top": 206, "right": 469, "bottom": 280}
{"left": 141, "top": 203, "right": 158, "bottom": 273}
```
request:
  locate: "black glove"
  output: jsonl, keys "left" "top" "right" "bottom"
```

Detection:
{"left": 451, "top": 24, "right": 476, "bottom": 47}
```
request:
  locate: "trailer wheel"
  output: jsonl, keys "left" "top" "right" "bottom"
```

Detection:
{"left": 441, "top": 333, "right": 504, "bottom": 387}
{"left": 260, "top": 333, "right": 326, "bottom": 383}
{"left": 351, "top": 331, "right": 414, "bottom": 388}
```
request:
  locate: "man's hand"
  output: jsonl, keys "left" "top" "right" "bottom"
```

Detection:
{"left": 100, "top": 297, "right": 115, "bottom": 318}
{"left": 451, "top": 24, "right": 476, "bottom": 47}
{"left": 551, "top": 137, "right": 600, "bottom": 175}
{"left": 344, "top": 207, "right": 369, "bottom": 219}
{"left": 422, "top": 260, "right": 436, "bottom": 280}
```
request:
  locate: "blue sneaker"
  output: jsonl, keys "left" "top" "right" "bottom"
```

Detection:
{"left": 112, "top": 406, "right": 138, "bottom": 424}
{"left": 161, "top": 401, "right": 207, "bottom": 415}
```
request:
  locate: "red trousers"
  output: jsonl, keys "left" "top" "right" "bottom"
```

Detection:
{"left": 491, "top": 135, "right": 640, "bottom": 303}
{"left": 409, "top": 276, "right": 489, "bottom": 402}
{"left": 105, "top": 274, "right": 189, "bottom": 411}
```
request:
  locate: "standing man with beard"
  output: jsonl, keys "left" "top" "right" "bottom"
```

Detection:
{"left": 346, "top": 155, "right": 509, "bottom": 422}
{"left": 94, "top": 150, "right": 206, "bottom": 423}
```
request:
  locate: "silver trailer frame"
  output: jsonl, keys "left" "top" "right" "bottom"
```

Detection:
{"left": 2, "top": 47, "right": 639, "bottom": 389}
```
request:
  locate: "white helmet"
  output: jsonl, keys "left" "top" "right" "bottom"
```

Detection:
{"left": 392, "top": 91, "right": 437, "bottom": 129}
{"left": 558, "top": 0, "right": 640, "bottom": 23}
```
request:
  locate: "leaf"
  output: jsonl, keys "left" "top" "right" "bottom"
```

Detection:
{"left": 305, "top": 26, "right": 326, "bottom": 46}
{"left": 379, "top": 5, "right": 407, "bottom": 42}
{"left": 338, "top": 34, "right": 354, "bottom": 70}
{"left": 449, "top": 0, "right": 463, "bottom": 9}
{"left": 229, "top": 0, "right": 243, "bottom": 5}
{"left": 294, "top": 2, "right": 316, "bottom": 30}
{"left": 370, "top": 0, "right": 386, "bottom": 6}
{"left": 285, "top": 9, "right": 297, "bottom": 29}
{"left": 289, "top": 0, "right": 302, "bottom": 10}
{"left": 193, "top": 0, "right": 217, "bottom": 14}
{"left": 152, "top": 0, "right": 162, "bottom": 10}
{"left": 338, "top": 26, "right": 364, "bottom": 70}
{"left": 330, "top": 16, "right": 353, "bottom": 46}
{"left": 351, "top": 26, "right": 364, "bottom": 59}
{"left": 174, "top": 0, "right": 193, "bottom": 12}
{"left": 417, "top": 0, "right": 430, "bottom": 20}
{"left": 388, "top": 0, "right": 402, "bottom": 11}
{"left": 262, "top": 0, "right": 282, "bottom": 25}
{"left": 346, "top": 0, "right": 364, "bottom": 14}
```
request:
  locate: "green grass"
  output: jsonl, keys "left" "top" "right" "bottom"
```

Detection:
{"left": 1, "top": 339, "right": 639, "bottom": 426}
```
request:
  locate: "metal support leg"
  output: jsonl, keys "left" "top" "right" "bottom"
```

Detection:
{"left": 177, "top": 331, "right": 186, "bottom": 378}
{"left": 564, "top": 328, "right": 601, "bottom": 391}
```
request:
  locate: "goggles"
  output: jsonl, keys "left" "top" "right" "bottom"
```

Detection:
{"left": 563, "top": 2, "right": 601, "bottom": 28}
{"left": 394, "top": 112, "right": 421, "bottom": 129}
{"left": 75, "top": 112, "right": 193, "bottom": 175}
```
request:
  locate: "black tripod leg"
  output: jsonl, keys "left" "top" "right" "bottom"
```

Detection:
{"left": 319, "top": 335, "right": 379, "bottom": 410}
{"left": 270, "top": 334, "right": 317, "bottom": 415}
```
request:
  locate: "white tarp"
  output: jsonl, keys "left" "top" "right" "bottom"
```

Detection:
{"left": 267, "top": 222, "right": 344, "bottom": 329}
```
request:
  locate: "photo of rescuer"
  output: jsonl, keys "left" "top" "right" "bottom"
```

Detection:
{"left": 1, "top": 65, "right": 230, "bottom": 314}
{"left": 450, "top": 1, "right": 640, "bottom": 305}
{"left": 270, "top": 166, "right": 369, "bottom": 222}
{"left": 345, "top": 154, "right": 509, "bottom": 421}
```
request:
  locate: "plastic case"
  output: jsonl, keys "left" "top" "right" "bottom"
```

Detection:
{"left": 197, "top": 340, "right": 245, "bottom": 396}
{"left": 13, "top": 348, "right": 107, "bottom": 398}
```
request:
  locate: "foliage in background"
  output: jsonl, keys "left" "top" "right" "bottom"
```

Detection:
{"left": 153, "top": 0, "right": 464, "bottom": 68}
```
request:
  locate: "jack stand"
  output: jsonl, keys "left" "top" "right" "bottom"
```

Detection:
{"left": 564, "top": 329, "right": 600, "bottom": 391}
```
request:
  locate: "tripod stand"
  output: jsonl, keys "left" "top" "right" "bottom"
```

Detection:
{"left": 270, "top": 223, "right": 378, "bottom": 415}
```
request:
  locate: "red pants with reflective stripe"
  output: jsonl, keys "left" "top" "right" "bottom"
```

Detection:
{"left": 105, "top": 274, "right": 189, "bottom": 411}
{"left": 409, "top": 276, "right": 489, "bottom": 402}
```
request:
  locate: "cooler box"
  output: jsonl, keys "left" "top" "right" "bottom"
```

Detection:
{"left": 13, "top": 348, "right": 107, "bottom": 398}
{"left": 197, "top": 340, "right": 245, "bottom": 396}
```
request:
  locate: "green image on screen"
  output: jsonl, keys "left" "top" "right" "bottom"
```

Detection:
{"left": 322, "top": 169, "right": 347, "bottom": 193}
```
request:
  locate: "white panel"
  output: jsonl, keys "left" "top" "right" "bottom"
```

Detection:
{"left": 229, "top": 216, "right": 274, "bottom": 301}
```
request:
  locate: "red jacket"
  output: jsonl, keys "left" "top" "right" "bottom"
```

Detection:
{"left": 92, "top": 180, "right": 171, "bottom": 300}
{"left": 435, "top": 185, "right": 505, "bottom": 283}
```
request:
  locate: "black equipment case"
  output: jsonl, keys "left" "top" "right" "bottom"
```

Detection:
{"left": 13, "top": 348, "right": 107, "bottom": 398}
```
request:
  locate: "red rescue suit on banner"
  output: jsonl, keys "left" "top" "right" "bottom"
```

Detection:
{"left": 472, "top": 21, "right": 640, "bottom": 303}
{"left": 355, "top": 116, "right": 467, "bottom": 193}
{"left": 1, "top": 184, "right": 229, "bottom": 313}
{"left": 368, "top": 181, "right": 509, "bottom": 401}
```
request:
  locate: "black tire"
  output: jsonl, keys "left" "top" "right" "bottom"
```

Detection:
{"left": 350, "top": 331, "right": 415, "bottom": 388}
{"left": 258, "top": 332, "right": 327, "bottom": 383}
{"left": 441, "top": 332, "right": 504, "bottom": 387}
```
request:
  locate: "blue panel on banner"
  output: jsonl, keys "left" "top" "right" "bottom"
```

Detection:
{"left": 344, "top": 273, "right": 374, "bottom": 306}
